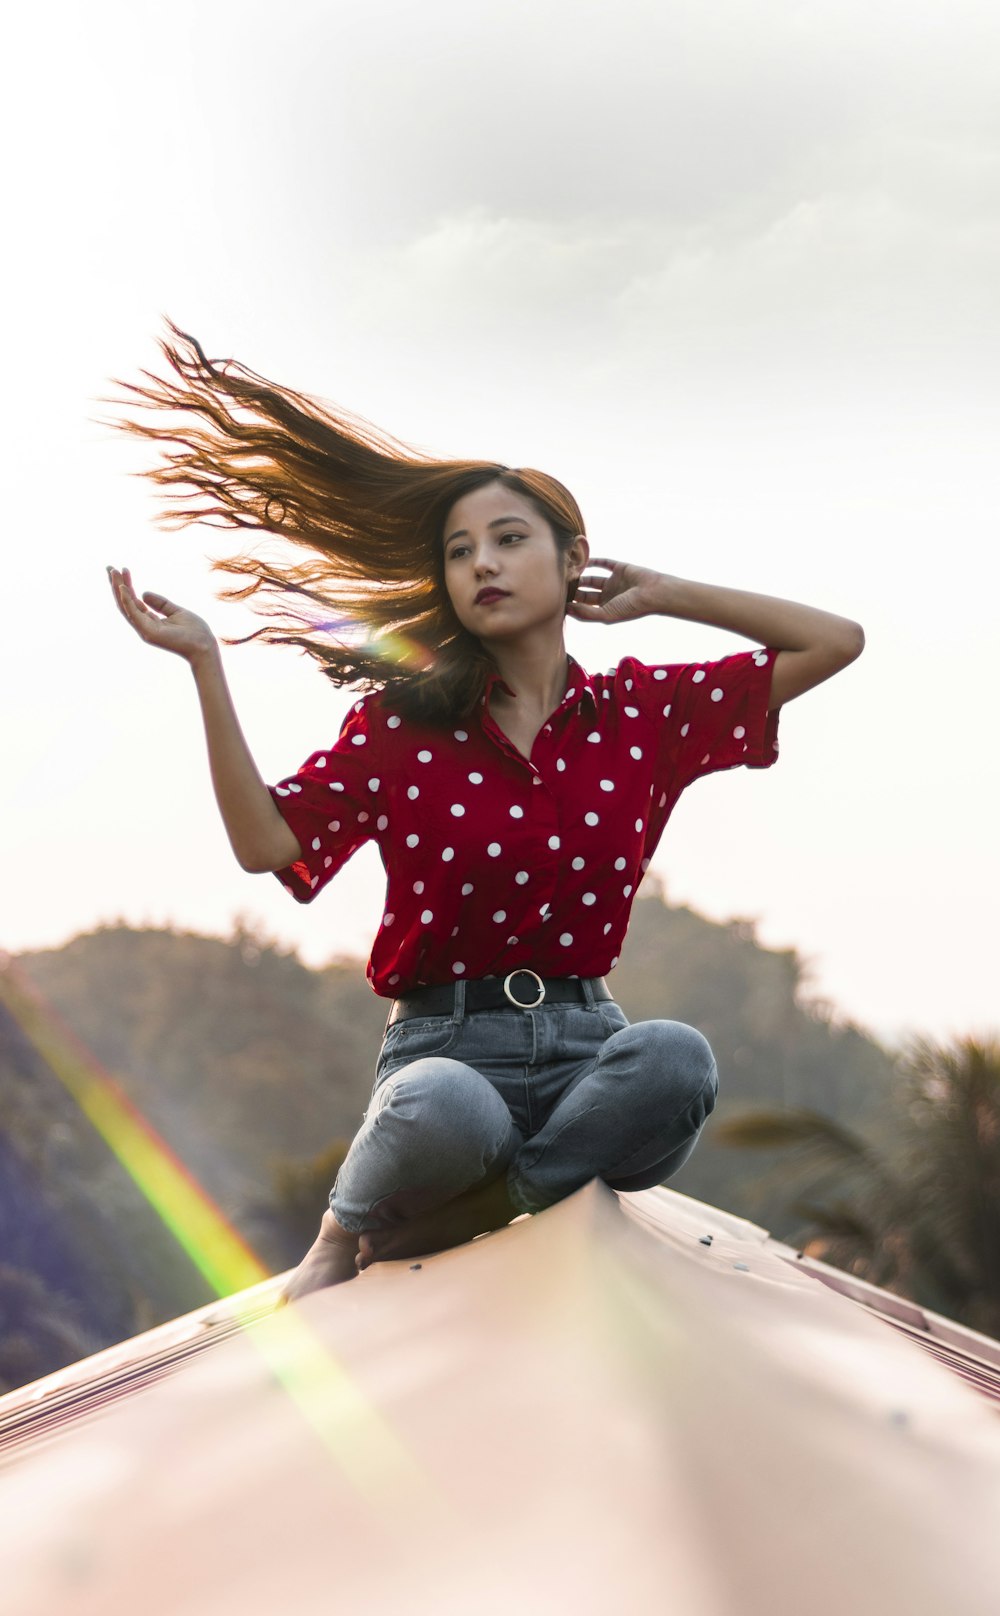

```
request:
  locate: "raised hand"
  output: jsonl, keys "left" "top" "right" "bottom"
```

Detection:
{"left": 107, "top": 566, "right": 218, "bottom": 664}
{"left": 567, "top": 556, "right": 669, "bottom": 626}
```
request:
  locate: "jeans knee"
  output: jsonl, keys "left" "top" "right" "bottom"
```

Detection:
{"left": 619, "top": 1019, "right": 718, "bottom": 1109}
{"left": 377, "top": 1058, "right": 508, "bottom": 1145}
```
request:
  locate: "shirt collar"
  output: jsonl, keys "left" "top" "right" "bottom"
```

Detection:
{"left": 483, "top": 655, "right": 596, "bottom": 713}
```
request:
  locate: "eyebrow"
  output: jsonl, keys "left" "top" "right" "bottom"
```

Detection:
{"left": 444, "top": 515, "right": 530, "bottom": 545}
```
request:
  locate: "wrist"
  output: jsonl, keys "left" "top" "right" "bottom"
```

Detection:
{"left": 189, "top": 641, "right": 222, "bottom": 678}
{"left": 644, "top": 572, "right": 682, "bottom": 615}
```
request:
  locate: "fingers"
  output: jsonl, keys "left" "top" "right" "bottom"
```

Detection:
{"left": 107, "top": 565, "right": 162, "bottom": 636}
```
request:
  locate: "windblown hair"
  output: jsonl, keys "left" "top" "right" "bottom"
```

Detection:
{"left": 106, "top": 321, "right": 586, "bottom": 723}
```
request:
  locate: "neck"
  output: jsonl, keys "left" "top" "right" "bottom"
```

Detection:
{"left": 487, "top": 628, "right": 571, "bottom": 714}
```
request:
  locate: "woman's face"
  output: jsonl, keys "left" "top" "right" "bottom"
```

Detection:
{"left": 441, "top": 481, "right": 587, "bottom": 643}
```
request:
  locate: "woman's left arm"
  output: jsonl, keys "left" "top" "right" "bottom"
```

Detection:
{"left": 570, "top": 559, "right": 865, "bottom": 710}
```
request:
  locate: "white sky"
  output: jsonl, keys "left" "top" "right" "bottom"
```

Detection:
{"left": 2, "top": 0, "right": 998, "bottom": 1052}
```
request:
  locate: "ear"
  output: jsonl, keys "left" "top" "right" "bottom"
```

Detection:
{"left": 566, "top": 533, "right": 590, "bottom": 580}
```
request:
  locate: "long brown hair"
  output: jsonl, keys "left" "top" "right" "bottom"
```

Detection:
{"left": 106, "top": 321, "right": 586, "bottom": 723}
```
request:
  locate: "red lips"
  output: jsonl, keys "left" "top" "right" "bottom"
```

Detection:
{"left": 474, "top": 588, "right": 510, "bottom": 604}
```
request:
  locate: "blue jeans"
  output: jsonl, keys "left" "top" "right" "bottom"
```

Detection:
{"left": 330, "top": 980, "right": 719, "bottom": 1233}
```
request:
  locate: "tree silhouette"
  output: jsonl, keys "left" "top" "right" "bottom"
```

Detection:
{"left": 712, "top": 1032, "right": 1000, "bottom": 1336}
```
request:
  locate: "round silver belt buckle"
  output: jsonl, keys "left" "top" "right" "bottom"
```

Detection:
{"left": 503, "top": 968, "right": 546, "bottom": 1009}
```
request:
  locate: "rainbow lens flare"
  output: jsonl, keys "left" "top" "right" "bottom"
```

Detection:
{"left": 0, "top": 951, "right": 439, "bottom": 1508}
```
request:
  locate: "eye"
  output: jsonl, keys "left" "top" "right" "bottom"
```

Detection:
{"left": 446, "top": 544, "right": 470, "bottom": 560}
{"left": 500, "top": 532, "right": 525, "bottom": 544}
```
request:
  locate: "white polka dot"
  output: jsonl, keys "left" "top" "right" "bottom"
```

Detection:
{"left": 351, "top": 734, "right": 366, "bottom": 745}
{"left": 515, "top": 870, "right": 529, "bottom": 885}
{"left": 509, "top": 805, "right": 524, "bottom": 818}
{"left": 327, "top": 820, "right": 341, "bottom": 832}
{"left": 506, "top": 936, "right": 519, "bottom": 946}
{"left": 493, "top": 910, "right": 507, "bottom": 924}
{"left": 354, "top": 700, "right": 364, "bottom": 712}
{"left": 450, "top": 803, "right": 466, "bottom": 817}
{"left": 454, "top": 729, "right": 468, "bottom": 741}
{"left": 600, "top": 779, "right": 614, "bottom": 792}
{"left": 559, "top": 932, "right": 573, "bottom": 946}
{"left": 368, "top": 777, "right": 380, "bottom": 791}
{"left": 383, "top": 912, "right": 395, "bottom": 926}
{"left": 680, "top": 723, "right": 690, "bottom": 737}
{"left": 539, "top": 903, "right": 551, "bottom": 918}
{"left": 417, "top": 749, "right": 432, "bottom": 763}
{"left": 407, "top": 785, "right": 420, "bottom": 799}
{"left": 614, "top": 857, "right": 627, "bottom": 871}
{"left": 658, "top": 792, "right": 667, "bottom": 808}
{"left": 733, "top": 725, "right": 746, "bottom": 739}
{"left": 274, "top": 786, "right": 289, "bottom": 796}
{"left": 288, "top": 782, "right": 302, "bottom": 793}
{"left": 692, "top": 670, "right": 706, "bottom": 683}
{"left": 452, "top": 961, "right": 465, "bottom": 974}
{"left": 413, "top": 880, "right": 424, "bottom": 894}
{"left": 461, "top": 883, "right": 474, "bottom": 896}
{"left": 565, "top": 687, "right": 576, "bottom": 700}
{"left": 662, "top": 705, "right": 672, "bottom": 718}
{"left": 488, "top": 842, "right": 502, "bottom": 857}
{"left": 421, "top": 909, "right": 434, "bottom": 925}
{"left": 316, "top": 756, "right": 327, "bottom": 769}
{"left": 324, "top": 856, "right": 332, "bottom": 868}
{"left": 468, "top": 771, "right": 483, "bottom": 784}
{"left": 604, "top": 923, "right": 612, "bottom": 935}
{"left": 701, "top": 754, "right": 710, "bottom": 765}
{"left": 610, "top": 955, "right": 619, "bottom": 967}
{"left": 587, "top": 731, "right": 601, "bottom": 744}
{"left": 329, "top": 781, "right": 345, "bottom": 792}
{"left": 451, "top": 927, "right": 459, "bottom": 938}
{"left": 711, "top": 688, "right": 724, "bottom": 702}
{"left": 641, "top": 857, "right": 650, "bottom": 871}
{"left": 548, "top": 834, "right": 560, "bottom": 850}
{"left": 625, "top": 679, "right": 633, "bottom": 691}
{"left": 310, "top": 876, "right": 319, "bottom": 889}
{"left": 571, "top": 856, "right": 585, "bottom": 871}
{"left": 556, "top": 759, "right": 567, "bottom": 772}
{"left": 406, "top": 834, "right": 420, "bottom": 848}
{"left": 623, "top": 884, "right": 633, "bottom": 897}
{"left": 603, "top": 689, "right": 610, "bottom": 700}
{"left": 442, "top": 846, "right": 455, "bottom": 862}
{"left": 584, "top": 812, "right": 599, "bottom": 826}
{"left": 311, "top": 837, "right": 322, "bottom": 851}
{"left": 653, "top": 669, "right": 667, "bottom": 681}
{"left": 629, "top": 746, "right": 642, "bottom": 760}
{"left": 387, "top": 715, "right": 401, "bottom": 729}
{"left": 377, "top": 815, "right": 388, "bottom": 830}
{"left": 533, "top": 776, "right": 541, "bottom": 785}
{"left": 388, "top": 973, "right": 400, "bottom": 985}
{"left": 358, "top": 812, "right": 369, "bottom": 824}
{"left": 635, "top": 818, "right": 643, "bottom": 833}
{"left": 582, "top": 893, "right": 596, "bottom": 906}
{"left": 753, "top": 651, "right": 769, "bottom": 666}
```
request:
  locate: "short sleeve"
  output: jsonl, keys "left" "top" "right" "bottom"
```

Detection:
{"left": 266, "top": 698, "right": 380, "bottom": 903}
{"left": 629, "top": 647, "right": 781, "bottom": 787}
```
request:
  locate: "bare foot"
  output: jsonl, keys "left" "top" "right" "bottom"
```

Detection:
{"left": 277, "top": 1211, "right": 361, "bottom": 1306}
{"left": 356, "top": 1173, "right": 520, "bottom": 1270}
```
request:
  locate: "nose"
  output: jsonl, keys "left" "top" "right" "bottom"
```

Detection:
{"left": 474, "top": 549, "right": 499, "bottom": 578}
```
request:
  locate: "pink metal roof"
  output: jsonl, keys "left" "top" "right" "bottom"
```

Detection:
{"left": 2, "top": 1181, "right": 1000, "bottom": 1614}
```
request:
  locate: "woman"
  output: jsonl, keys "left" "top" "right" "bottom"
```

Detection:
{"left": 107, "top": 323, "right": 864, "bottom": 1303}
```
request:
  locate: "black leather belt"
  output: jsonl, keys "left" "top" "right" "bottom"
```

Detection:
{"left": 387, "top": 971, "right": 612, "bottom": 1024}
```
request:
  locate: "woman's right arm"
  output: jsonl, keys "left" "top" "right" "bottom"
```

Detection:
{"left": 107, "top": 566, "right": 303, "bottom": 874}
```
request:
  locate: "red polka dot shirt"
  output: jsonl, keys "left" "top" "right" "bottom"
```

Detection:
{"left": 267, "top": 648, "right": 781, "bottom": 997}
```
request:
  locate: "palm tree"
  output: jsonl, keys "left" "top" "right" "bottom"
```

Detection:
{"left": 711, "top": 1033, "right": 1000, "bottom": 1338}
